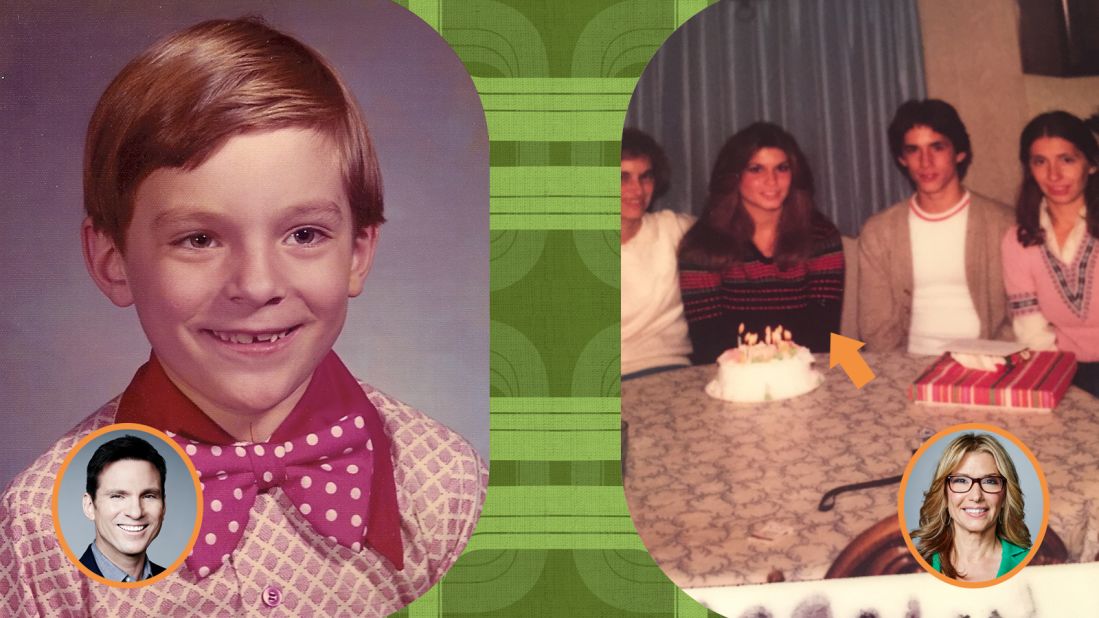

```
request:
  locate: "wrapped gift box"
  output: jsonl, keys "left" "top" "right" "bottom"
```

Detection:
{"left": 908, "top": 351, "right": 1077, "bottom": 410}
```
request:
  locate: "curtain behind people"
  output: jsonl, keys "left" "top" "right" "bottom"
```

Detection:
{"left": 626, "top": 0, "right": 925, "bottom": 236}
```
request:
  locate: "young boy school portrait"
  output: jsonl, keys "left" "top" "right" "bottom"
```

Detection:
{"left": 1, "top": 4, "right": 488, "bottom": 615}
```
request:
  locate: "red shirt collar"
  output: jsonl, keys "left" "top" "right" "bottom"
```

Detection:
{"left": 115, "top": 350, "right": 404, "bottom": 569}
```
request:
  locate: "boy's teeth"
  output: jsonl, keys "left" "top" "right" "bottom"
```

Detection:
{"left": 214, "top": 329, "right": 289, "bottom": 344}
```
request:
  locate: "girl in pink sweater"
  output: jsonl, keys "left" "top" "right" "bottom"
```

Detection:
{"left": 1002, "top": 111, "right": 1099, "bottom": 397}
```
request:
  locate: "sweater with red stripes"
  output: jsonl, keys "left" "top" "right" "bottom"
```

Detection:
{"left": 679, "top": 214, "right": 845, "bottom": 364}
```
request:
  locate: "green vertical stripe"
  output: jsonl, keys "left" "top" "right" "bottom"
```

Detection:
{"left": 410, "top": 0, "right": 722, "bottom": 615}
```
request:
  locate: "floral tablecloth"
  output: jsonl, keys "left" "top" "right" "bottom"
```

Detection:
{"left": 621, "top": 353, "right": 1099, "bottom": 588}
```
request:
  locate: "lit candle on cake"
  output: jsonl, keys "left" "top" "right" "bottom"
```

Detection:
{"left": 705, "top": 323, "right": 822, "bottom": 402}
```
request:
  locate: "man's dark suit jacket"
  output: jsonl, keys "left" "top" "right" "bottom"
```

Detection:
{"left": 79, "top": 545, "right": 166, "bottom": 580}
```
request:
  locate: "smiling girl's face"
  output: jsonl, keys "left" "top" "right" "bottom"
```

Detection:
{"left": 1028, "top": 135, "right": 1097, "bottom": 211}
{"left": 738, "top": 147, "right": 791, "bottom": 219}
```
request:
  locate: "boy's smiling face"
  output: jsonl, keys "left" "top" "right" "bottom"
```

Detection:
{"left": 85, "top": 128, "right": 377, "bottom": 435}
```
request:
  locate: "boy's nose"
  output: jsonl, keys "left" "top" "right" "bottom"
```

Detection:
{"left": 228, "top": 246, "right": 286, "bottom": 306}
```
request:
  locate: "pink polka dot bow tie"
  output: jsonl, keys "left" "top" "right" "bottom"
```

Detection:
{"left": 172, "top": 414, "right": 374, "bottom": 578}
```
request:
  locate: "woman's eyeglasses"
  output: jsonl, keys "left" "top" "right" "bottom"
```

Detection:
{"left": 945, "top": 475, "right": 1005, "bottom": 493}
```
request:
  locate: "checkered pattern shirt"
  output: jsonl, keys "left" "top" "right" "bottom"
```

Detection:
{"left": 0, "top": 384, "right": 487, "bottom": 617}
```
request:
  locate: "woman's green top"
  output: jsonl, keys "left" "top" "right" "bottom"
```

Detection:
{"left": 930, "top": 537, "right": 1030, "bottom": 578}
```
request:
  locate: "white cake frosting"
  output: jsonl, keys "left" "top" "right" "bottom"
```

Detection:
{"left": 705, "top": 327, "right": 822, "bottom": 402}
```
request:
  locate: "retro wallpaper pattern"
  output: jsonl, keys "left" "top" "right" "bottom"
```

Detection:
{"left": 397, "top": 1, "right": 714, "bottom": 616}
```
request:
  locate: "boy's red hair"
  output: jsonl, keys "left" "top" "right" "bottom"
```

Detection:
{"left": 84, "top": 17, "right": 384, "bottom": 250}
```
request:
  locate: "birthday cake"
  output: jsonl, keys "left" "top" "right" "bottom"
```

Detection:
{"left": 705, "top": 325, "right": 823, "bottom": 402}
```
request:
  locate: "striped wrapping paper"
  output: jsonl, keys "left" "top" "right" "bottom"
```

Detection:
{"left": 908, "top": 351, "right": 1078, "bottom": 410}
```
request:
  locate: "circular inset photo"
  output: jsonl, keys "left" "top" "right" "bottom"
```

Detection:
{"left": 899, "top": 423, "right": 1048, "bottom": 587}
{"left": 52, "top": 423, "right": 201, "bottom": 587}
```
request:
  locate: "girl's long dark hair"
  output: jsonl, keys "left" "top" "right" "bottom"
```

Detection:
{"left": 1015, "top": 111, "right": 1099, "bottom": 247}
{"left": 678, "top": 122, "right": 816, "bottom": 270}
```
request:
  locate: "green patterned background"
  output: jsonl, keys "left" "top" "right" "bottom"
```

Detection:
{"left": 392, "top": 0, "right": 717, "bottom": 615}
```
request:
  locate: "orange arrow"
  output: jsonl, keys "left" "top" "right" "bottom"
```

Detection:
{"left": 829, "top": 333, "right": 875, "bottom": 388}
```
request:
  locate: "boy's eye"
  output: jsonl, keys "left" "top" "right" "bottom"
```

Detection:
{"left": 293, "top": 228, "right": 316, "bottom": 244}
{"left": 287, "top": 227, "right": 328, "bottom": 246}
{"left": 178, "top": 233, "right": 216, "bottom": 249}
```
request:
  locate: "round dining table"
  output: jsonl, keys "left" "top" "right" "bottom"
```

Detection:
{"left": 621, "top": 352, "right": 1099, "bottom": 589}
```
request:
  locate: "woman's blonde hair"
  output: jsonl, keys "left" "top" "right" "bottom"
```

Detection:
{"left": 84, "top": 17, "right": 384, "bottom": 251}
{"left": 910, "top": 433, "right": 1030, "bottom": 579}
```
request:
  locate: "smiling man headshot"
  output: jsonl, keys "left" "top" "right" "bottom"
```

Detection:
{"left": 80, "top": 436, "right": 167, "bottom": 582}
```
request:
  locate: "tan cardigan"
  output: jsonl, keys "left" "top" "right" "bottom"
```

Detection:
{"left": 857, "top": 192, "right": 1014, "bottom": 351}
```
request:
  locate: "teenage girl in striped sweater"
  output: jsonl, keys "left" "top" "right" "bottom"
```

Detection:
{"left": 678, "top": 122, "right": 844, "bottom": 364}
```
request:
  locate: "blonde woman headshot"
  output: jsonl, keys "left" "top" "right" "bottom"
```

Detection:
{"left": 908, "top": 432, "right": 1035, "bottom": 582}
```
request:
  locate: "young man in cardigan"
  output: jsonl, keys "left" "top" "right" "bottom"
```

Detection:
{"left": 857, "top": 99, "right": 1013, "bottom": 354}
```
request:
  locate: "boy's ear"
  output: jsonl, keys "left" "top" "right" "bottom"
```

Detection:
{"left": 347, "top": 225, "right": 379, "bottom": 298}
{"left": 82, "top": 217, "right": 134, "bottom": 307}
{"left": 82, "top": 492, "right": 96, "bottom": 521}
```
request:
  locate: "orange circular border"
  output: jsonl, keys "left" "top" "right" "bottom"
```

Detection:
{"left": 896, "top": 422, "right": 1050, "bottom": 588}
{"left": 50, "top": 423, "right": 204, "bottom": 588}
